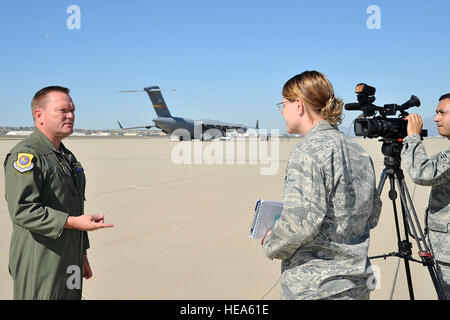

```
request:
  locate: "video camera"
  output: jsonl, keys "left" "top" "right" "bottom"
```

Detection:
{"left": 344, "top": 83, "right": 427, "bottom": 140}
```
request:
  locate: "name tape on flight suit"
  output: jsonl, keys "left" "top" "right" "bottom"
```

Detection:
{"left": 73, "top": 162, "right": 84, "bottom": 172}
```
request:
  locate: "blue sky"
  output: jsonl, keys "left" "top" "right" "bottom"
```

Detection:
{"left": 0, "top": 0, "right": 448, "bottom": 133}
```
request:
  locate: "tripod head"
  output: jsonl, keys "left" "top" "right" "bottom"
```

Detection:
{"left": 378, "top": 139, "right": 404, "bottom": 171}
{"left": 381, "top": 139, "right": 403, "bottom": 159}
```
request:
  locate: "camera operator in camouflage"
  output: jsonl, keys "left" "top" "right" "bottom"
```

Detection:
{"left": 402, "top": 93, "right": 450, "bottom": 299}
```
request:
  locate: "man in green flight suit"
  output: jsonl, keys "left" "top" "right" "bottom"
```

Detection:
{"left": 4, "top": 86, "right": 114, "bottom": 299}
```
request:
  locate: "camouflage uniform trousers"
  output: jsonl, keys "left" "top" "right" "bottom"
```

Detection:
{"left": 320, "top": 286, "right": 371, "bottom": 300}
{"left": 429, "top": 230, "right": 450, "bottom": 300}
{"left": 435, "top": 262, "right": 450, "bottom": 300}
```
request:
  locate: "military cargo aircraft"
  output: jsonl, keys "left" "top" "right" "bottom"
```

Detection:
{"left": 118, "top": 86, "right": 258, "bottom": 140}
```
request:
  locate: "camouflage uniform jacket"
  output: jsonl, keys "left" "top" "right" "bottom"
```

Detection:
{"left": 401, "top": 134, "right": 450, "bottom": 263}
{"left": 262, "top": 120, "right": 382, "bottom": 299}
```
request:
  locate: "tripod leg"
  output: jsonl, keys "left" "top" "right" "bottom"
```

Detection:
{"left": 399, "top": 179, "right": 429, "bottom": 247}
{"left": 388, "top": 175, "right": 415, "bottom": 300}
{"left": 403, "top": 250, "right": 415, "bottom": 300}
{"left": 397, "top": 176, "right": 447, "bottom": 299}
{"left": 388, "top": 175, "right": 402, "bottom": 243}
{"left": 427, "top": 264, "right": 447, "bottom": 300}
{"left": 396, "top": 179, "right": 425, "bottom": 252}
{"left": 426, "top": 232, "right": 448, "bottom": 300}
{"left": 377, "top": 169, "right": 387, "bottom": 197}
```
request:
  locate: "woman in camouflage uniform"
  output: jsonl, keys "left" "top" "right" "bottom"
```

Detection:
{"left": 262, "top": 71, "right": 382, "bottom": 300}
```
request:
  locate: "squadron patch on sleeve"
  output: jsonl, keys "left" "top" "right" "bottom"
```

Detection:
{"left": 13, "top": 153, "right": 35, "bottom": 173}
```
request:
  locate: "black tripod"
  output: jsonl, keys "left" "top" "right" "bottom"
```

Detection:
{"left": 369, "top": 140, "right": 446, "bottom": 300}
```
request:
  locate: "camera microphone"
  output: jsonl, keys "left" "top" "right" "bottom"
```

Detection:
{"left": 344, "top": 103, "right": 362, "bottom": 110}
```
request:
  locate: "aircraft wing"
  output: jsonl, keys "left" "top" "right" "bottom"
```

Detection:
{"left": 117, "top": 121, "right": 155, "bottom": 130}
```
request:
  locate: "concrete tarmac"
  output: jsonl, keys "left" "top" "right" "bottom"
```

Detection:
{"left": 0, "top": 135, "right": 448, "bottom": 300}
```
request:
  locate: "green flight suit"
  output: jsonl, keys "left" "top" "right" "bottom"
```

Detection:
{"left": 4, "top": 128, "right": 89, "bottom": 300}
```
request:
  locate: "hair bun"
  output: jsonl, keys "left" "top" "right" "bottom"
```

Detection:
{"left": 321, "top": 97, "right": 343, "bottom": 126}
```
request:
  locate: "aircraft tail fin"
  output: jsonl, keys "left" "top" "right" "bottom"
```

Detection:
{"left": 256, "top": 120, "right": 259, "bottom": 129}
{"left": 144, "top": 86, "right": 172, "bottom": 118}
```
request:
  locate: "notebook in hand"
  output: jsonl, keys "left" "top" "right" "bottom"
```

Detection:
{"left": 249, "top": 199, "right": 283, "bottom": 239}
